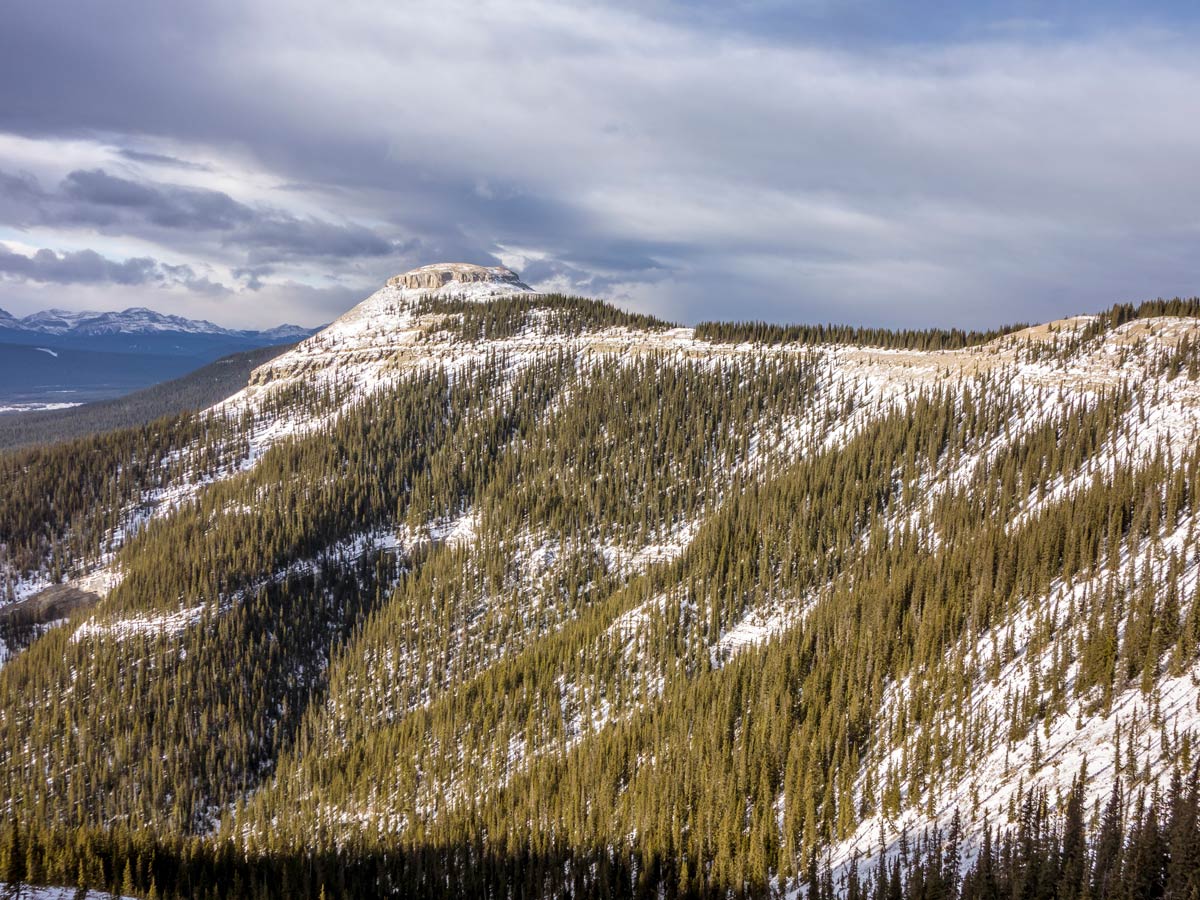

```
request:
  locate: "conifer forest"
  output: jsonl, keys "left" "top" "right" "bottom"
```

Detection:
{"left": 2, "top": 274, "right": 1200, "bottom": 899}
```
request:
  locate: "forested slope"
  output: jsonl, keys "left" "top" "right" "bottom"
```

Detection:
{"left": 1, "top": 267, "right": 1199, "bottom": 898}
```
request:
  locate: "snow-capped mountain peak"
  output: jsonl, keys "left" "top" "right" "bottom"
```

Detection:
{"left": 2, "top": 305, "right": 319, "bottom": 341}
{"left": 304, "top": 262, "right": 536, "bottom": 347}
{"left": 228, "top": 264, "right": 542, "bottom": 431}
{"left": 254, "top": 323, "right": 319, "bottom": 341}
{"left": 18, "top": 308, "right": 103, "bottom": 333}
{"left": 69, "top": 307, "right": 229, "bottom": 336}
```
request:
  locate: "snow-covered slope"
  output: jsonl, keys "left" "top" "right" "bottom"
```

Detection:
{"left": 5, "top": 266, "right": 1200, "bottom": 898}
{"left": 218, "top": 263, "right": 557, "bottom": 448}
{"left": 0, "top": 885, "right": 131, "bottom": 900}
{"left": 216, "top": 275, "right": 1200, "bottom": 875}
{"left": 15, "top": 307, "right": 100, "bottom": 333}
{"left": 70, "top": 307, "right": 230, "bottom": 336}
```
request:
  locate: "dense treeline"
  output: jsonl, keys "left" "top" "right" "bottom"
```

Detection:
{"left": 696, "top": 295, "right": 1200, "bottom": 350}
{"left": 0, "top": 411, "right": 247, "bottom": 595}
{"left": 693, "top": 320, "right": 1029, "bottom": 350}
{"left": 1099, "top": 296, "right": 1200, "bottom": 327}
{"left": 418, "top": 292, "right": 673, "bottom": 341}
{"left": 2, "top": 817, "right": 752, "bottom": 898}
{"left": 0, "top": 768, "right": 1196, "bottom": 899}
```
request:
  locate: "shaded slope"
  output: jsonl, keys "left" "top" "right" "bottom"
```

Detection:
{"left": 0, "top": 343, "right": 295, "bottom": 451}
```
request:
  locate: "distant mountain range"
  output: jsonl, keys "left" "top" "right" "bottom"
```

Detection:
{"left": 0, "top": 305, "right": 321, "bottom": 411}
{"left": 0, "top": 305, "right": 314, "bottom": 342}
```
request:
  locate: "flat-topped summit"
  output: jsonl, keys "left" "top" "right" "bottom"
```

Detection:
{"left": 256, "top": 262, "right": 540, "bottom": 378}
{"left": 387, "top": 263, "right": 531, "bottom": 291}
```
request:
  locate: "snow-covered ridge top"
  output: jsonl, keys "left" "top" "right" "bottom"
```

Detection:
{"left": 232, "top": 266, "right": 540, "bottom": 398}
{"left": 229, "top": 302, "right": 1200, "bottom": 476}
{"left": 314, "top": 264, "right": 538, "bottom": 336}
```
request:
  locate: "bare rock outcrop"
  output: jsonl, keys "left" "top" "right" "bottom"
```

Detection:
{"left": 0, "top": 584, "right": 100, "bottom": 628}
{"left": 387, "top": 263, "right": 530, "bottom": 291}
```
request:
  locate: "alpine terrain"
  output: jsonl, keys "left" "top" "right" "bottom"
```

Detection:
{"left": 1, "top": 262, "right": 1199, "bottom": 898}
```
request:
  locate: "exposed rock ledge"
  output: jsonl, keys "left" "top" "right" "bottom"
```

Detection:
{"left": 0, "top": 584, "right": 100, "bottom": 629}
{"left": 387, "top": 263, "right": 530, "bottom": 291}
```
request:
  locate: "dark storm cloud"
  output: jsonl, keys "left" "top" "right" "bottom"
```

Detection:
{"left": 234, "top": 216, "right": 395, "bottom": 263}
{"left": 0, "top": 246, "right": 155, "bottom": 285}
{"left": 0, "top": 171, "right": 43, "bottom": 210}
{"left": 62, "top": 169, "right": 252, "bottom": 230}
{"left": 0, "top": 168, "right": 396, "bottom": 263}
{"left": 0, "top": 245, "right": 221, "bottom": 291}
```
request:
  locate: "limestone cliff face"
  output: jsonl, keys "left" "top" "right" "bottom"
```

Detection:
{"left": 387, "top": 263, "right": 530, "bottom": 291}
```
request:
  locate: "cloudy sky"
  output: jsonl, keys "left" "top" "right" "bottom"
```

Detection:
{"left": 1, "top": 0, "right": 1198, "bottom": 329}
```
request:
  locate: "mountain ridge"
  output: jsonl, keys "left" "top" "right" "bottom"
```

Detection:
{"left": 0, "top": 303, "right": 315, "bottom": 340}
{"left": 0, "top": 268, "right": 1199, "bottom": 898}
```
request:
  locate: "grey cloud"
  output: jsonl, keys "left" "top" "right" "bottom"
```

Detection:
{"left": 0, "top": 167, "right": 398, "bottom": 264}
{"left": 160, "top": 262, "right": 228, "bottom": 294}
{"left": 63, "top": 168, "right": 164, "bottom": 212}
{"left": 117, "top": 148, "right": 213, "bottom": 171}
{"left": 0, "top": 246, "right": 156, "bottom": 286}
{"left": 520, "top": 249, "right": 675, "bottom": 299}
{"left": 63, "top": 169, "right": 252, "bottom": 230}
{"left": 232, "top": 265, "right": 275, "bottom": 290}
{"left": 0, "top": 171, "right": 45, "bottom": 213}
{"left": 1, "top": 1, "right": 1200, "bottom": 328}
{"left": 0, "top": 245, "right": 223, "bottom": 292}
{"left": 234, "top": 216, "right": 394, "bottom": 262}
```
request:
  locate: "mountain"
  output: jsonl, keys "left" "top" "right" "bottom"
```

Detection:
{"left": 254, "top": 323, "right": 319, "bottom": 342}
{"left": 0, "top": 304, "right": 313, "bottom": 340}
{"left": 8, "top": 307, "right": 99, "bottom": 333}
{"left": 0, "top": 304, "right": 320, "bottom": 410}
{"left": 0, "top": 266, "right": 1198, "bottom": 899}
